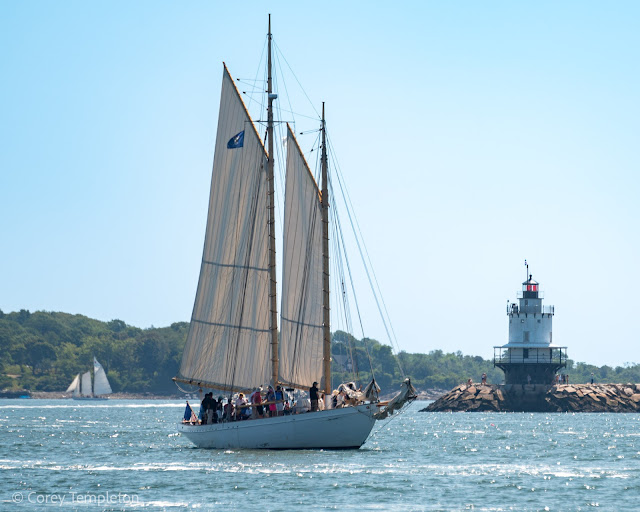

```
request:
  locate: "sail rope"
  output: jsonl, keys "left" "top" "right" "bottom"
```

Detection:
{"left": 367, "top": 401, "right": 414, "bottom": 443}
{"left": 329, "top": 177, "right": 374, "bottom": 386}
{"left": 326, "top": 133, "right": 407, "bottom": 379}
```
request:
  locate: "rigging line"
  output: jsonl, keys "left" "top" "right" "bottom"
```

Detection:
{"left": 244, "top": 36, "right": 268, "bottom": 114}
{"left": 326, "top": 170, "right": 362, "bottom": 385}
{"left": 326, "top": 135, "right": 406, "bottom": 378}
{"left": 326, "top": 178, "right": 357, "bottom": 382}
{"left": 272, "top": 40, "right": 320, "bottom": 119}
{"left": 316, "top": 138, "right": 362, "bottom": 381}
{"left": 329, "top": 175, "right": 374, "bottom": 384}
{"left": 368, "top": 400, "right": 416, "bottom": 441}
{"left": 330, "top": 201, "right": 360, "bottom": 385}
{"left": 332, "top": 158, "right": 403, "bottom": 379}
{"left": 273, "top": 46, "right": 297, "bottom": 130}
{"left": 236, "top": 79, "right": 266, "bottom": 89}
{"left": 328, "top": 175, "right": 363, "bottom": 340}
{"left": 313, "top": 125, "right": 358, "bottom": 384}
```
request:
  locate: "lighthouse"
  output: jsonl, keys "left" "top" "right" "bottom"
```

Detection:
{"left": 494, "top": 269, "right": 567, "bottom": 385}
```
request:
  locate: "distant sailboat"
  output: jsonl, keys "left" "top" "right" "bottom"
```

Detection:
{"left": 173, "top": 17, "right": 415, "bottom": 449}
{"left": 66, "top": 357, "right": 112, "bottom": 400}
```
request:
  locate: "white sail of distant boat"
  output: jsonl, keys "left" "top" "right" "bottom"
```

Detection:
{"left": 174, "top": 16, "right": 415, "bottom": 449}
{"left": 93, "top": 357, "right": 113, "bottom": 396}
{"left": 81, "top": 372, "right": 92, "bottom": 397}
{"left": 66, "top": 358, "right": 112, "bottom": 400}
{"left": 66, "top": 374, "right": 81, "bottom": 397}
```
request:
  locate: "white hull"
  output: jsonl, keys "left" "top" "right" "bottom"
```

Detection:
{"left": 71, "top": 396, "right": 109, "bottom": 401}
{"left": 178, "top": 403, "right": 377, "bottom": 449}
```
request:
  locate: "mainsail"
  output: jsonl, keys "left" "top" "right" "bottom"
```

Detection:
{"left": 278, "top": 125, "right": 325, "bottom": 389}
{"left": 93, "top": 357, "right": 112, "bottom": 396}
{"left": 175, "top": 65, "right": 271, "bottom": 392}
{"left": 81, "top": 371, "right": 92, "bottom": 397}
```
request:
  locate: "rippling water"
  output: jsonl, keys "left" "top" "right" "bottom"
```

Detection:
{"left": 1, "top": 399, "right": 638, "bottom": 511}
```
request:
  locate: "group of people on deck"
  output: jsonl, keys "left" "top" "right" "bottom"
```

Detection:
{"left": 183, "top": 381, "right": 361, "bottom": 425}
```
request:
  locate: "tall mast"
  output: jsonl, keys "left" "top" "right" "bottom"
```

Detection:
{"left": 267, "top": 14, "right": 279, "bottom": 387}
{"left": 321, "top": 103, "right": 331, "bottom": 396}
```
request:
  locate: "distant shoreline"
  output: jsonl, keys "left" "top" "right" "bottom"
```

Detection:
{"left": 5, "top": 389, "right": 447, "bottom": 401}
{"left": 26, "top": 391, "right": 185, "bottom": 400}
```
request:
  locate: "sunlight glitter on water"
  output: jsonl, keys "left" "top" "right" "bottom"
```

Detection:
{"left": 1, "top": 400, "right": 639, "bottom": 511}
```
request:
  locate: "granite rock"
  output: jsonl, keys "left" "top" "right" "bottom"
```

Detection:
{"left": 421, "top": 383, "right": 640, "bottom": 413}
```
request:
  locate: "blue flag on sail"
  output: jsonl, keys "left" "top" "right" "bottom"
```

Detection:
{"left": 227, "top": 130, "right": 244, "bottom": 149}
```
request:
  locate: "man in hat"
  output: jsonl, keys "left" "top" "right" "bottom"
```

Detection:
{"left": 310, "top": 382, "right": 319, "bottom": 412}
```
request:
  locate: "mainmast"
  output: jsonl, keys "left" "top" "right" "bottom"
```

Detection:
{"left": 321, "top": 103, "right": 331, "bottom": 396}
{"left": 267, "top": 14, "right": 279, "bottom": 387}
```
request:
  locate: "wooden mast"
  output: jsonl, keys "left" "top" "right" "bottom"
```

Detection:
{"left": 267, "top": 14, "right": 279, "bottom": 387}
{"left": 321, "top": 103, "right": 331, "bottom": 397}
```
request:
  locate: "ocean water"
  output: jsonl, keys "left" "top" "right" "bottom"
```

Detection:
{"left": 0, "top": 400, "right": 638, "bottom": 511}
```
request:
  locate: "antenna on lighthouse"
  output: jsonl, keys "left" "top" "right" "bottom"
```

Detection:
{"left": 524, "top": 259, "right": 528, "bottom": 281}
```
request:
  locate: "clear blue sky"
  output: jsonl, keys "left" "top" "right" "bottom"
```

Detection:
{"left": 1, "top": 2, "right": 638, "bottom": 367}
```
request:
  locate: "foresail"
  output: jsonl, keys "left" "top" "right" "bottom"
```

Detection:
{"left": 93, "top": 358, "right": 112, "bottom": 395}
{"left": 279, "top": 125, "right": 324, "bottom": 389}
{"left": 176, "top": 65, "right": 271, "bottom": 392}
{"left": 66, "top": 374, "right": 80, "bottom": 394}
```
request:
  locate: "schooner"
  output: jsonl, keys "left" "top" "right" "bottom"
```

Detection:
{"left": 174, "top": 17, "right": 415, "bottom": 449}
{"left": 66, "top": 357, "right": 112, "bottom": 400}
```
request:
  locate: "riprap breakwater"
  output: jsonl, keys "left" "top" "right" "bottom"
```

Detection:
{"left": 422, "top": 383, "right": 640, "bottom": 413}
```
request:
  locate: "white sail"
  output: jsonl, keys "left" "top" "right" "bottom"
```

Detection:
{"left": 93, "top": 357, "right": 112, "bottom": 396}
{"left": 175, "top": 65, "right": 271, "bottom": 392}
{"left": 278, "top": 125, "right": 325, "bottom": 389}
{"left": 81, "top": 371, "right": 92, "bottom": 397}
{"left": 66, "top": 374, "right": 80, "bottom": 396}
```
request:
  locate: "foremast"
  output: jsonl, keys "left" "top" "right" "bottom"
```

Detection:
{"left": 267, "top": 14, "right": 279, "bottom": 388}
{"left": 321, "top": 103, "right": 331, "bottom": 397}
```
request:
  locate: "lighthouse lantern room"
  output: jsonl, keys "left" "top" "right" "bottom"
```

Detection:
{"left": 494, "top": 267, "right": 567, "bottom": 385}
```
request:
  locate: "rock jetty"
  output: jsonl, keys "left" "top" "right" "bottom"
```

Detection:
{"left": 422, "top": 383, "right": 640, "bottom": 413}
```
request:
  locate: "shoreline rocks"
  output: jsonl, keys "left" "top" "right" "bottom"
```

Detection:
{"left": 422, "top": 383, "right": 640, "bottom": 413}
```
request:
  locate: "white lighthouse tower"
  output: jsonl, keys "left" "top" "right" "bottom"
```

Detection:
{"left": 494, "top": 266, "right": 567, "bottom": 385}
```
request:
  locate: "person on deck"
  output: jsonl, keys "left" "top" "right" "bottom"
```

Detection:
{"left": 218, "top": 396, "right": 224, "bottom": 419}
{"left": 251, "top": 387, "right": 264, "bottom": 419}
{"left": 201, "top": 392, "right": 212, "bottom": 424}
{"left": 212, "top": 396, "right": 221, "bottom": 424}
{"left": 310, "top": 382, "right": 319, "bottom": 412}
{"left": 275, "top": 386, "right": 284, "bottom": 416}
{"left": 267, "top": 386, "right": 276, "bottom": 417}
{"left": 235, "top": 393, "right": 247, "bottom": 421}
{"left": 224, "top": 397, "right": 234, "bottom": 421}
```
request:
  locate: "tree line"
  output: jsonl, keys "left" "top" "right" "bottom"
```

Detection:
{"left": 1, "top": 309, "right": 638, "bottom": 394}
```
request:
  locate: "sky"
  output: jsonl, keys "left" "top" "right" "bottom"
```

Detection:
{"left": 1, "top": 2, "right": 639, "bottom": 367}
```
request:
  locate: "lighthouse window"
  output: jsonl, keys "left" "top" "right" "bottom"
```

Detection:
{"left": 537, "top": 319, "right": 541, "bottom": 323}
